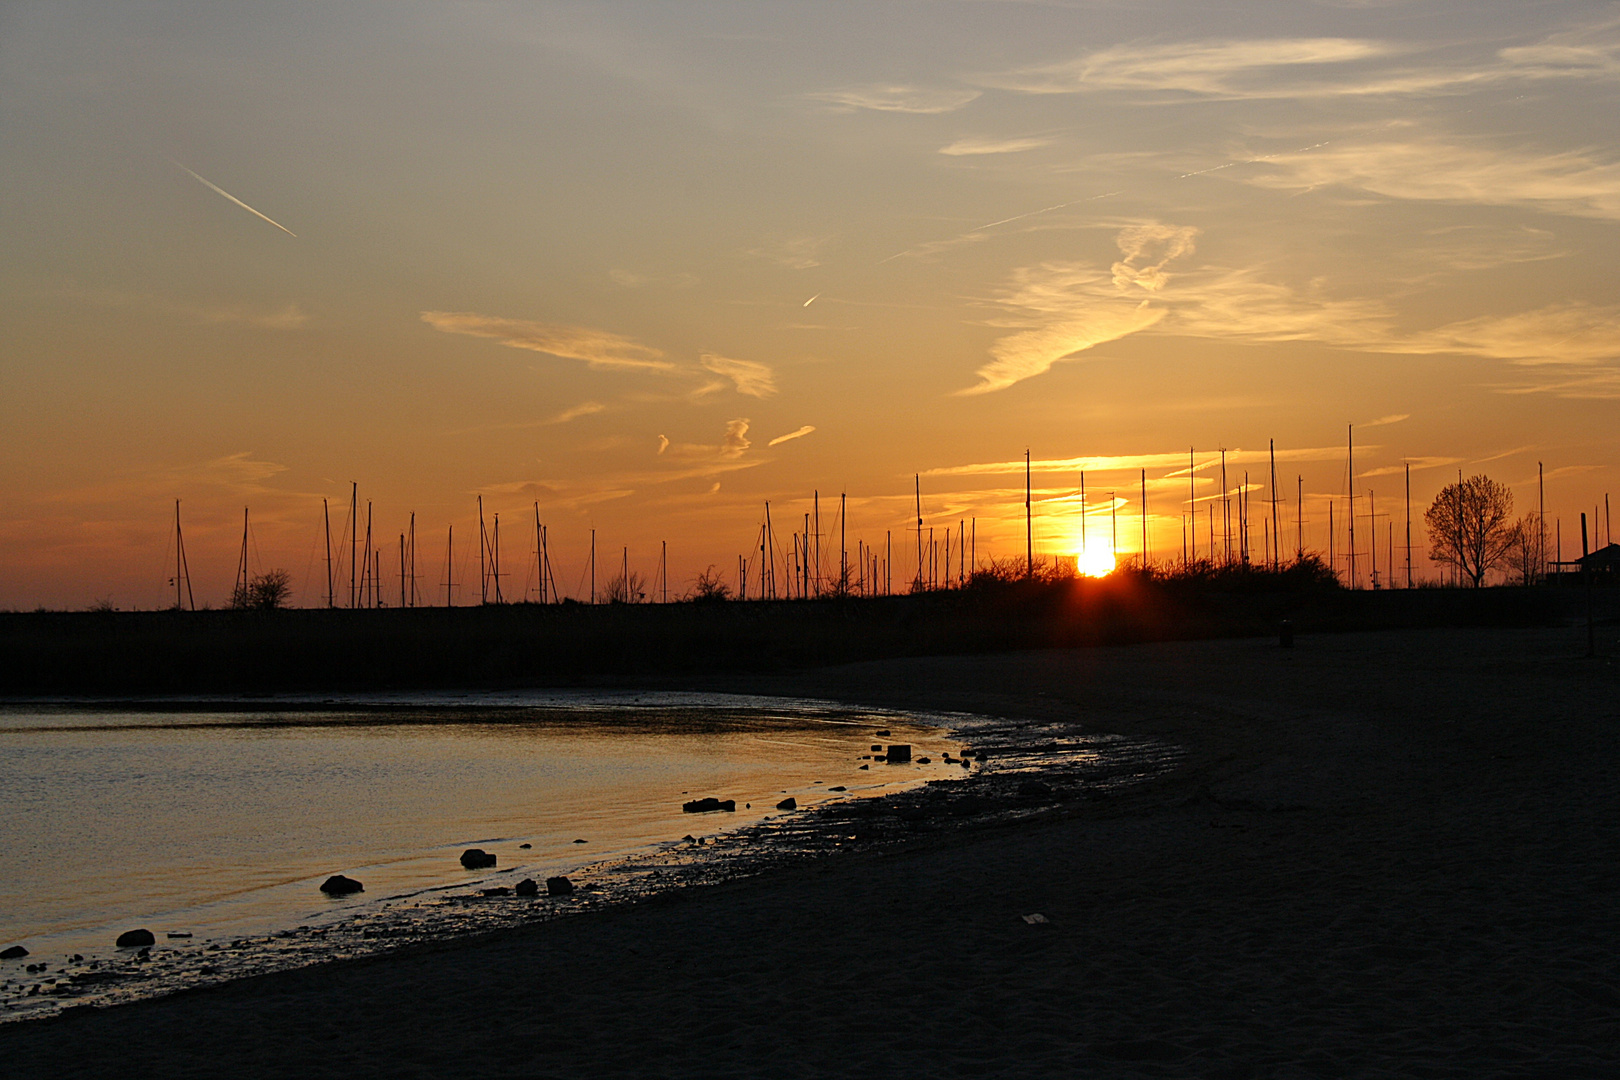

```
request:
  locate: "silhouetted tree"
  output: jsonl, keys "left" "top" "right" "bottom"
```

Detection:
{"left": 231, "top": 569, "right": 293, "bottom": 610}
{"left": 604, "top": 570, "right": 647, "bottom": 603}
{"left": 1425, "top": 476, "right": 1515, "bottom": 587}
{"left": 688, "top": 566, "right": 731, "bottom": 602}
{"left": 1505, "top": 513, "right": 1547, "bottom": 586}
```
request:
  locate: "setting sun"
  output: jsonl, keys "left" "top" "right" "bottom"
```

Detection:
{"left": 1077, "top": 547, "right": 1117, "bottom": 578}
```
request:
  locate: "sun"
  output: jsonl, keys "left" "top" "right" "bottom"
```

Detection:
{"left": 1077, "top": 546, "right": 1117, "bottom": 578}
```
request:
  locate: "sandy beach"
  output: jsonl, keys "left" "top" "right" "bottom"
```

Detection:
{"left": 4, "top": 624, "right": 1617, "bottom": 1078}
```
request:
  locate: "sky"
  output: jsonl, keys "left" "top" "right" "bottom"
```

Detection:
{"left": 2, "top": 0, "right": 1618, "bottom": 608}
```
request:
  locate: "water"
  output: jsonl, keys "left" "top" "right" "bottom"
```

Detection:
{"left": 0, "top": 694, "right": 966, "bottom": 967}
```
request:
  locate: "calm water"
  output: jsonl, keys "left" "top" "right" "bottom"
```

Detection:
{"left": 0, "top": 694, "right": 964, "bottom": 960}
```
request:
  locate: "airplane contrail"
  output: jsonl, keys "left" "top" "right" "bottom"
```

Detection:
{"left": 803, "top": 293, "right": 821, "bottom": 307}
{"left": 877, "top": 190, "right": 1119, "bottom": 264}
{"left": 171, "top": 160, "right": 297, "bottom": 236}
{"left": 1175, "top": 141, "right": 1331, "bottom": 180}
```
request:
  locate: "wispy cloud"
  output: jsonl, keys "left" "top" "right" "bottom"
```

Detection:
{"left": 940, "top": 136, "right": 1051, "bottom": 156}
{"left": 700, "top": 354, "right": 778, "bottom": 397}
{"left": 745, "top": 236, "right": 828, "bottom": 270}
{"left": 922, "top": 445, "right": 1356, "bottom": 478}
{"left": 959, "top": 223, "right": 1197, "bottom": 394}
{"left": 978, "top": 31, "right": 1620, "bottom": 101}
{"left": 69, "top": 288, "right": 309, "bottom": 330}
{"left": 805, "top": 84, "right": 980, "bottom": 114}
{"left": 768, "top": 425, "right": 816, "bottom": 446}
{"left": 1245, "top": 139, "right": 1620, "bottom": 222}
{"left": 721, "top": 418, "right": 751, "bottom": 459}
{"left": 549, "top": 401, "right": 606, "bottom": 424}
{"left": 1361, "top": 413, "right": 1410, "bottom": 427}
{"left": 1407, "top": 303, "right": 1620, "bottom": 365}
{"left": 420, "top": 311, "right": 675, "bottom": 371}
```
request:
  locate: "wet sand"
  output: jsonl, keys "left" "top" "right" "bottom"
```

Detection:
{"left": 4, "top": 625, "right": 1617, "bottom": 1078}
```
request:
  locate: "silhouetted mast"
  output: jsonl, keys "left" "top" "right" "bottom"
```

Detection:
{"left": 914, "top": 475, "right": 923, "bottom": 592}
{"left": 172, "top": 499, "right": 194, "bottom": 611}
{"left": 1347, "top": 425, "right": 1356, "bottom": 589}
{"left": 1025, "top": 449, "right": 1033, "bottom": 577}
{"left": 324, "top": 498, "right": 334, "bottom": 608}
{"left": 1269, "top": 439, "right": 1280, "bottom": 572}
{"left": 235, "top": 506, "right": 250, "bottom": 603}
{"left": 349, "top": 482, "right": 358, "bottom": 608}
{"left": 444, "top": 524, "right": 454, "bottom": 606}
{"left": 1406, "top": 463, "right": 1414, "bottom": 588}
{"left": 1140, "top": 468, "right": 1148, "bottom": 567}
{"left": 477, "top": 496, "right": 488, "bottom": 604}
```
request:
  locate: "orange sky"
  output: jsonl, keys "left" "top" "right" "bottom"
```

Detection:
{"left": 2, "top": 2, "right": 1616, "bottom": 608}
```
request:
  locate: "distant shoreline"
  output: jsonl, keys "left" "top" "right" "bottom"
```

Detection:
{"left": 1, "top": 577, "right": 1600, "bottom": 696}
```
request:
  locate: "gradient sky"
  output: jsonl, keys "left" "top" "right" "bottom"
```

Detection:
{"left": 3, "top": 1, "right": 1617, "bottom": 608}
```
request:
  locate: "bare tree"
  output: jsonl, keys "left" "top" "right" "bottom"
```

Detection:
{"left": 688, "top": 566, "right": 731, "bottom": 602}
{"left": 1504, "top": 513, "right": 1547, "bottom": 586}
{"left": 231, "top": 569, "right": 293, "bottom": 610}
{"left": 1425, "top": 476, "right": 1516, "bottom": 587}
{"left": 603, "top": 570, "right": 647, "bottom": 603}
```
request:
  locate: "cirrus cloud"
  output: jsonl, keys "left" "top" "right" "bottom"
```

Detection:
{"left": 421, "top": 311, "right": 675, "bottom": 371}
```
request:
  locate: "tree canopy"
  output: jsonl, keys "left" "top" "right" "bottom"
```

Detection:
{"left": 1425, "top": 476, "right": 1515, "bottom": 587}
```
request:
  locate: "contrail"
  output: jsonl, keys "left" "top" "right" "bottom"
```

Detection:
{"left": 1176, "top": 141, "right": 1331, "bottom": 180}
{"left": 878, "top": 190, "right": 1119, "bottom": 264}
{"left": 803, "top": 293, "right": 821, "bottom": 307}
{"left": 171, "top": 160, "right": 297, "bottom": 236}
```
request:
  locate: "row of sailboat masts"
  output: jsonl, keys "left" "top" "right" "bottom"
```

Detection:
{"left": 741, "top": 489, "right": 987, "bottom": 599}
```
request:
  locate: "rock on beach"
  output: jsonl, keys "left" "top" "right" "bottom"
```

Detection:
{"left": 115, "top": 929, "right": 155, "bottom": 948}
{"left": 319, "top": 875, "right": 365, "bottom": 895}
{"left": 460, "top": 849, "right": 498, "bottom": 869}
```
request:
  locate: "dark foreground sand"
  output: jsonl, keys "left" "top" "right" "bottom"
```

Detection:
{"left": 5, "top": 625, "right": 1618, "bottom": 1078}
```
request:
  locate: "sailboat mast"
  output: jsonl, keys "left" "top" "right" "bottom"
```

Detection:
{"left": 1347, "top": 425, "right": 1356, "bottom": 589}
{"left": 350, "top": 481, "right": 358, "bottom": 609}
{"left": 324, "top": 499, "right": 334, "bottom": 608}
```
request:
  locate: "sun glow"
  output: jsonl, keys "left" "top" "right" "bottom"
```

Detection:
{"left": 1077, "top": 546, "right": 1117, "bottom": 578}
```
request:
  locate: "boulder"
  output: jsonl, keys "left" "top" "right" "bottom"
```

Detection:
{"left": 0, "top": 945, "right": 27, "bottom": 960}
{"left": 775, "top": 797, "right": 797, "bottom": 811}
{"left": 518, "top": 843, "right": 532, "bottom": 849}
{"left": 479, "top": 887, "right": 511, "bottom": 897}
{"left": 319, "top": 875, "right": 364, "bottom": 895}
{"left": 514, "top": 878, "right": 539, "bottom": 897}
{"left": 460, "top": 848, "right": 497, "bottom": 869}
{"left": 546, "top": 876, "right": 574, "bottom": 896}
{"left": 115, "top": 929, "right": 155, "bottom": 948}
{"left": 682, "top": 797, "right": 736, "bottom": 813}
{"left": 828, "top": 786, "right": 847, "bottom": 792}
{"left": 885, "top": 744, "right": 912, "bottom": 763}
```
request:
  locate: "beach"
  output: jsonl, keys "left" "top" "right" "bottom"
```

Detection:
{"left": 3, "top": 624, "right": 1617, "bottom": 1078}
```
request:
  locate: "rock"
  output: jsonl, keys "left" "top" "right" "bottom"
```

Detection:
{"left": 460, "top": 849, "right": 497, "bottom": 869}
{"left": 0, "top": 946, "right": 27, "bottom": 960}
{"left": 166, "top": 932, "right": 193, "bottom": 939}
{"left": 573, "top": 838, "right": 587, "bottom": 844}
{"left": 885, "top": 744, "right": 911, "bottom": 763}
{"left": 776, "top": 797, "right": 797, "bottom": 810}
{"left": 875, "top": 730, "right": 891, "bottom": 737}
{"left": 916, "top": 757, "right": 931, "bottom": 764}
{"left": 479, "top": 887, "right": 511, "bottom": 897}
{"left": 518, "top": 843, "right": 532, "bottom": 849}
{"left": 828, "top": 786, "right": 847, "bottom": 792}
{"left": 546, "top": 876, "right": 574, "bottom": 896}
{"left": 115, "top": 929, "right": 155, "bottom": 949}
{"left": 871, "top": 744, "right": 883, "bottom": 751}
{"left": 682, "top": 797, "right": 736, "bottom": 813}
{"left": 514, "top": 878, "right": 539, "bottom": 897}
{"left": 859, "top": 764, "right": 869, "bottom": 770}
{"left": 319, "top": 874, "right": 364, "bottom": 895}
